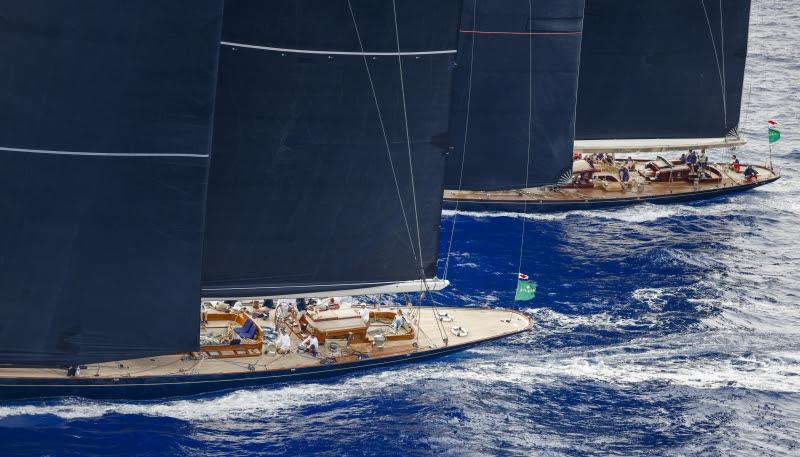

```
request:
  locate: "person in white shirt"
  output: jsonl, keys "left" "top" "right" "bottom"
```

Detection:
{"left": 392, "top": 310, "right": 406, "bottom": 333}
{"left": 360, "top": 307, "right": 370, "bottom": 324}
{"left": 276, "top": 329, "right": 292, "bottom": 354}
{"left": 301, "top": 334, "right": 319, "bottom": 357}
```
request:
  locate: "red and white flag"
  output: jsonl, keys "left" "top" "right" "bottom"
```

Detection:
{"left": 768, "top": 119, "right": 778, "bottom": 126}
{"left": 518, "top": 273, "right": 529, "bottom": 280}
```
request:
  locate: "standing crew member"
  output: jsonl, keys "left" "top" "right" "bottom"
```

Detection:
{"left": 731, "top": 155, "right": 741, "bottom": 173}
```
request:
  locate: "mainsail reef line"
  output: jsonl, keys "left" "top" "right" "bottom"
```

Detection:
{"left": 220, "top": 41, "right": 456, "bottom": 56}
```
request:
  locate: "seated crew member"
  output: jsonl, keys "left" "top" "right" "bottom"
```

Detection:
{"left": 360, "top": 307, "right": 370, "bottom": 325}
{"left": 626, "top": 156, "right": 635, "bottom": 170}
{"left": 744, "top": 165, "right": 759, "bottom": 181}
{"left": 686, "top": 150, "right": 697, "bottom": 172}
{"left": 276, "top": 329, "right": 292, "bottom": 354}
{"left": 299, "top": 334, "right": 319, "bottom": 357}
{"left": 679, "top": 152, "right": 687, "bottom": 164}
{"left": 392, "top": 310, "right": 406, "bottom": 333}
{"left": 327, "top": 297, "right": 340, "bottom": 310}
{"left": 731, "top": 155, "right": 741, "bottom": 173}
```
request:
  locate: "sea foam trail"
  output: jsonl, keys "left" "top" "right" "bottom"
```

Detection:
{"left": 3, "top": 315, "right": 798, "bottom": 423}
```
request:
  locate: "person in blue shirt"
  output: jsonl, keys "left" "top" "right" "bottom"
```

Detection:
{"left": 744, "top": 165, "right": 759, "bottom": 181}
{"left": 619, "top": 166, "right": 630, "bottom": 184}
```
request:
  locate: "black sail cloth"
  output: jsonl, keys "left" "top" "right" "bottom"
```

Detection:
{"left": 201, "top": 0, "right": 462, "bottom": 298}
{"left": 576, "top": 0, "right": 751, "bottom": 140}
{"left": 445, "top": 0, "right": 586, "bottom": 191}
{"left": 0, "top": 1, "right": 224, "bottom": 366}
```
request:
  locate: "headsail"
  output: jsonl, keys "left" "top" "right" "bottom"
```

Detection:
{"left": 445, "top": 0, "right": 586, "bottom": 191}
{"left": 576, "top": 0, "right": 752, "bottom": 141}
{"left": 201, "top": 0, "right": 462, "bottom": 298}
{"left": 0, "top": 1, "right": 224, "bottom": 365}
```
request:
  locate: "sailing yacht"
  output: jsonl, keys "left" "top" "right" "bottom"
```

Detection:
{"left": 0, "top": 0, "right": 530, "bottom": 400}
{"left": 443, "top": 0, "right": 779, "bottom": 213}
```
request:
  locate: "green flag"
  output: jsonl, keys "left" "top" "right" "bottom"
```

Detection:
{"left": 514, "top": 280, "right": 537, "bottom": 301}
{"left": 769, "top": 127, "right": 781, "bottom": 144}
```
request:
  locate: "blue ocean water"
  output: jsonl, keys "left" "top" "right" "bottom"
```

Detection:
{"left": 2, "top": 2, "right": 799, "bottom": 456}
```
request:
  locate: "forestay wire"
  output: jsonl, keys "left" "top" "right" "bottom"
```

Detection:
{"left": 346, "top": 0, "right": 419, "bottom": 266}
{"left": 516, "top": 0, "right": 535, "bottom": 280}
{"left": 442, "top": 0, "right": 478, "bottom": 282}
{"left": 700, "top": 0, "right": 728, "bottom": 128}
{"left": 389, "top": 0, "right": 449, "bottom": 343}
{"left": 390, "top": 0, "right": 426, "bottom": 281}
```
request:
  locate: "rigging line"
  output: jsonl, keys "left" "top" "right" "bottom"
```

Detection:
{"left": 346, "top": 0, "right": 419, "bottom": 263}
{"left": 719, "top": 0, "right": 727, "bottom": 127}
{"left": 443, "top": 0, "right": 478, "bottom": 281}
{"left": 699, "top": 0, "right": 727, "bottom": 125}
{"left": 516, "top": 0, "right": 534, "bottom": 279}
{"left": 389, "top": 0, "right": 430, "bottom": 344}
{"left": 391, "top": 0, "right": 426, "bottom": 280}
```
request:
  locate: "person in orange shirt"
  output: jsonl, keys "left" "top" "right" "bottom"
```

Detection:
{"left": 731, "top": 154, "right": 741, "bottom": 173}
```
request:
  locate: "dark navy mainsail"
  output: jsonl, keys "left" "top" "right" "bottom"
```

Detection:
{"left": 576, "top": 0, "right": 751, "bottom": 140}
{"left": 0, "top": 1, "right": 224, "bottom": 365}
{"left": 445, "top": 0, "right": 586, "bottom": 191}
{"left": 201, "top": 0, "right": 462, "bottom": 298}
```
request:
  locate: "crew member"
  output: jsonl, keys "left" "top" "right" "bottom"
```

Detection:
{"left": 276, "top": 329, "right": 292, "bottom": 354}
{"left": 300, "top": 333, "right": 319, "bottom": 357}
{"left": 392, "top": 310, "right": 406, "bottom": 333}
{"left": 686, "top": 150, "right": 698, "bottom": 172}
{"left": 744, "top": 165, "right": 759, "bottom": 181}
{"left": 619, "top": 166, "right": 630, "bottom": 184}
{"left": 731, "top": 155, "right": 741, "bottom": 173}
{"left": 360, "top": 307, "right": 370, "bottom": 325}
{"left": 698, "top": 150, "right": 708, "bottom": 170}
{"left": 327, "top": 297, "right": 339, "bottom": 310}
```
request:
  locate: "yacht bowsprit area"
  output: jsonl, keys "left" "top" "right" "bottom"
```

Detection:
{"left": 0, "top": 301, "right": 531, "bottom": 400}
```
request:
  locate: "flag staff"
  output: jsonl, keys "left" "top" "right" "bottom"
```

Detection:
{"left": 768, "top": 119, "right": 780, "bottom": 171}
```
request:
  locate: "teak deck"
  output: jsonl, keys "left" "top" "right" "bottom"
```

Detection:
{"left": 0, "top": 306, "right": 531, "bottom": 382}
{"left": 444, "top": 161, "right": 779, "bottom": 210}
